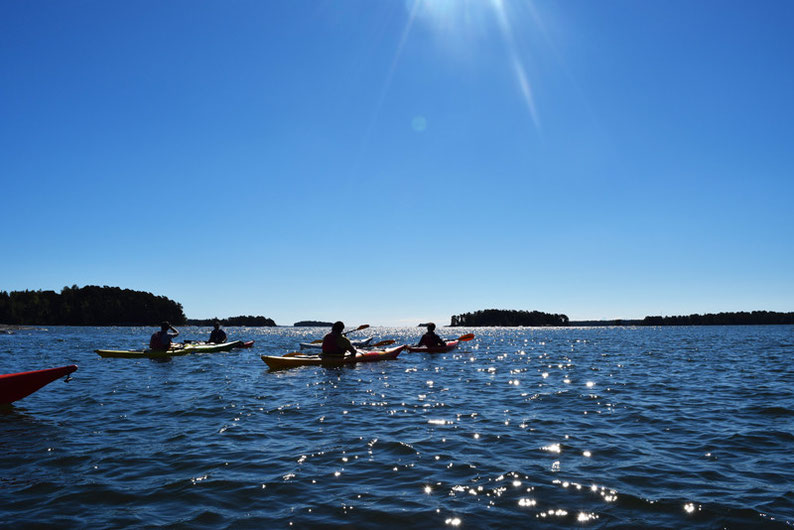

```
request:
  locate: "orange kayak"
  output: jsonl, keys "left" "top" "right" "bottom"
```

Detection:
{"left": 0, "top": 365, "right": 78, "bottom": 404}
{"left": 262, "top": 345, "right": 405, "bottom": 371}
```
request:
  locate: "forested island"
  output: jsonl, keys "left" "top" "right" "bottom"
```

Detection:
{"left": 294, "top": 321, "right": 333, "bottom": 327}
{"left": 569, "top": 319, "right": 644, "bottom": 326}
{"left": 0, "top": 286, "right": 186, "bottom": 326}
{"left": 187, "top": 316, "right": 276, "bottom": 327}
{"left": 451, "top": 309, "right": 794, "bottom": 327}
{"left": 0, "top": 286, "right": 278, "bottom": 327}
{"left": 451, "top": 309, "right": 570, "bottom": 327}
{"left": 641, "top": 311, "right": 794, "bottom": 326}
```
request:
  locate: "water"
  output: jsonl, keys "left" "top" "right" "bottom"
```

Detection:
{"left": 1, "top": 325, "right": 793, "bottom": 527}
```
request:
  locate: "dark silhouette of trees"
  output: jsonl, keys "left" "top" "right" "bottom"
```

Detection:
{"left": 187, "top": 316, "right": 276, "bottom": 326}
{"left": 568, "top": 319, "right": 644, "bottom": 326}
{"left": 0, "top": 285, "right": 186, "bottom": 325}
{"left": 450, "top": 309, "right": 569, "bottom": 327}
{"left": 293, "top": 321, "right": 333, "bottom": 327}
{"left": 642, "top": 311, "right": 794, "bottom": 326}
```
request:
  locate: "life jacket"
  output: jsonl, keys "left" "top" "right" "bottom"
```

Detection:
{"left": 419, "top": 332, "right": 445, "bottom": 348}
{"left": 322, "top": 333, "right": 349, "bottom": 356}
{"left": 149, "top": 331, "right": 170, "bottom": 351}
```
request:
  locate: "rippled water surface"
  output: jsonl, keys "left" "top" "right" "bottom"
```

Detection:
{"left": 1, "top": 325, "right": 793, "bottom": 527}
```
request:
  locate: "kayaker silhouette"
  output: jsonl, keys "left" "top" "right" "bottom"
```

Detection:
{"left": 417, "top": 323, "right": 446, "bottom": 348}
{"left": 149, "top": 321, "right": 179, "bottom": 351}
{"left": 208, "top": 321, "right": 227, "bottom": 344}
{"left": 321, "top": 321, "right": 357, "bottom": 357}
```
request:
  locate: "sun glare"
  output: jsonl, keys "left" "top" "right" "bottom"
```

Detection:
{"left": 406, "top": 0, "right": 542, "bottom": 130}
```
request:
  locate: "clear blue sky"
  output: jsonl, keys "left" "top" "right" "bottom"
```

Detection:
{"left": 2, "top": 0, "right": 792, "bottom": 325}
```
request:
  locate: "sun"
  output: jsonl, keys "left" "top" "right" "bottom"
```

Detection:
{"left": 405, "top": 0, "right": 542, "bottom": 130}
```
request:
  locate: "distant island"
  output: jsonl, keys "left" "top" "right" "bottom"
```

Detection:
{"left": 452, "top": 309, "right": 794, "bottom": 327}
{"left": 187, "top": 316, "right": 276, "bottom": 327}
{"left": 569, "top": 319, "right": 644, "bottom": 326}
{"left": 0, "top": 286, "right": 186, "bottom": 326}
{"left": 451, "top": 309, "right": 569, "bottom": 327}
{"left": 640, "top": 311, "right": 794, "bottom": 326}
{"left": 294, "top": 321, "right": 333, "bottom": 327}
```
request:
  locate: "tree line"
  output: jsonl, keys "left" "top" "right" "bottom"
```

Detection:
{"left": 451, "top": 309, "right": 570, "bottom": 327}
{"left": 449, "top": 308, "right": 794, "bottom": 327}
{"left": 187, "top": 316, "right": 276, "bottom": 326}
{"left": 0, "top": 286, "right": 186, "bottom": 326}
{"left": 642, "top": 311, "right": 794, "bottom": 326}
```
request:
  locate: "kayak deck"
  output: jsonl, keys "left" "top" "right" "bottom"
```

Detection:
{"left": 0, "top": 365, "right": 78, "bottom": 404}
{"left": 95, "top": 341, "right": 243, "bottom": 358}
{"left": 262, "top": 345, "right": 405, "bottom": 371}
{"left": 406, "top": 340, "right": 459, "bottom": 353}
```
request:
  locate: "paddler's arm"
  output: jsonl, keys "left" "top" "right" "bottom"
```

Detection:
{"left": 341, "top": 335, "right": 356, "bottom": 355}
{"left": 169, "top": 325, "right": 180, "bottom": 338}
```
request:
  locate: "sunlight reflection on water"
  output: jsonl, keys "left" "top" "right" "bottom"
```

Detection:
{"left": 0, "top": 325, "right": 793, "bottom": 526}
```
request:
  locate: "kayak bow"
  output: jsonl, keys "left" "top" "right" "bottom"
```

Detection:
{"left": 1, "top": 365, "right": 78, "bottom": 404}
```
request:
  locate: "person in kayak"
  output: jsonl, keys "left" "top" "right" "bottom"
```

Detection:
{"left": 208, "top": 321, "right": 227, "bottom": 344}
{"left": 321, "top": 321, "right": 357, "bottom": 357}
{"left": 149, "top": 321, "right": 179, "bottom": 351}
{"left": 417, "top": 323, "right": 446, "bottom": 348}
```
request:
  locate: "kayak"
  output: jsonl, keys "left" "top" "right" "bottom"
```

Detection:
{"left": 1, "top": 365, "right": 78, "bottom": 404}
{"left": 95, "top": 341, "right": 243, "bottom": 359}
{"left": 406, "top": 340, "right": 459, "bottom": 353}
{"left": 299, "top": 337, "right": 374, "bottom": 350}
{"left": 262, "top": 345, "right": 405, "bottom": 371}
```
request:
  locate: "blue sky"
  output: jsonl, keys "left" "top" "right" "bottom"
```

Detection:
{"left": 1, "top": 0, "right": 792, "bottom": 326}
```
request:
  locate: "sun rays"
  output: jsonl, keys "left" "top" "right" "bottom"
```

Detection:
{"left": 406, "top": 0, "right": 543, "bottom": 131}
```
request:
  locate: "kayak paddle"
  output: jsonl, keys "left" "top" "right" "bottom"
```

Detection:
{"left": 344, "top": 324, "right": 370, "bottom": 336}
{"left": 455, "top": 333, "right": 475, "bottom": 342}
{"left": 308, "top": 324, "right": 370, "bottom": 344}
{"left": 370, "top": 339, "right": 396, "bottom": 348}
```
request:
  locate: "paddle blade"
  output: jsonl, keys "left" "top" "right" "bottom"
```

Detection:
{"left": 343, "top": 324, "right": 370, "bottom": 336}
{"left": 456, "top": 333, "right": 475, "bottom": 342}
{"left": 371, "top": 339, "right": 396, "bottom": 348}
{"left": 310, "top": 339, "right": 323, "bottom": 344}
{"left": 284, "top": 351, "right": 304, "bottom": 357}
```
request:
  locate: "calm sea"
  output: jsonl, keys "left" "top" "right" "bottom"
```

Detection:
{"left": 1, "top": 325, "right": 792, "bottom": 528}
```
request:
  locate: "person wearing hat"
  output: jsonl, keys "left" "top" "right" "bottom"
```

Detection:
{"left": 321, "top": 321, "right": 357, "bottom": 357}
{"left": 417, "top": 323, "right": 446, "bottom": 348}
{"left": 149, "top": 321, "right": 180, "bottom": 351}
{"left": 208, "top": 321, "right": 227, "bottom": 344}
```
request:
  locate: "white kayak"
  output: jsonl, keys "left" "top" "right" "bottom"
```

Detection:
{"left": 299, "top": 337, "right": 374, "bottom": 350}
